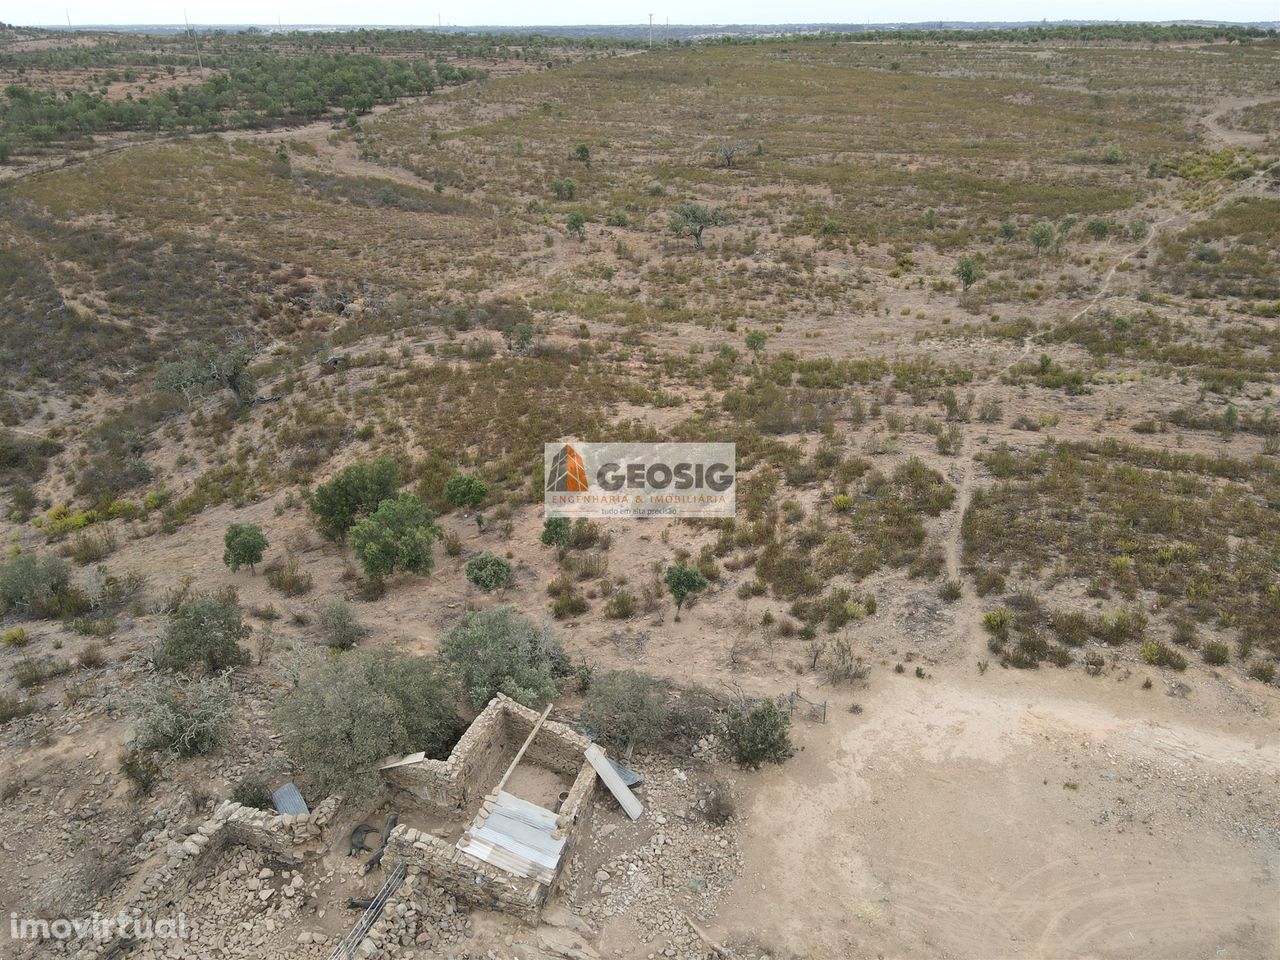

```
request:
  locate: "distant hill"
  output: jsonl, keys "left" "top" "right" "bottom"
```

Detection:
{"left": 22, "top": 21, "right": 1280, "bottom": 38}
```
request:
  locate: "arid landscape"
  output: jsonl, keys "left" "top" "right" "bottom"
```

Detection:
{"left": 1, "top": 20, "right": 1278, "bottom": 960}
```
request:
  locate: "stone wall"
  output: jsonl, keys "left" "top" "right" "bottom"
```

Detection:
{"left": 63, "top": 797, "right": 339, "bottom": 958}
{"left": 505, "top": 697, "right": 594, "bottom": 778}
{"left": 383, "top": 827, "right": 546, "bottom": 923}
{"left": 134, "top": 796, "right": 338, "bottom": 911}
{"left": 379, "top": 694, "right": 599, "bottom": 924}
{"left": 381, "top": 694, "right": 593, "bottom": 814}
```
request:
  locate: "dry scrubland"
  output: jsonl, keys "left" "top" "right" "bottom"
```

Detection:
{"left": 1, "top": 28, "right": 1280, "bottom": 960}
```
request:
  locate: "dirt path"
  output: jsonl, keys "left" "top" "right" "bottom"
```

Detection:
{"left": 939, "top": 207, "right": 1182, "bottom": 663}
{"left": 0, "top": 89, "right": 445, "bottom": 186}
{"left": 716, "top": 95, "right": 1280, "bottom": 958}
{"left": 1199, "top": 95, "right": 1277, "bottom": 149}
{"left": 937, "top": 145, "right": 1254, "bottom": 664}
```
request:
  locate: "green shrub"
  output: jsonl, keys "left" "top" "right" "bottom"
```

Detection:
{"left": 70, "top": 527, "right": 117, "bottom": 565}
{"left": 264, "top": 554, "right": 312, "bottom": 596}
{"left": 0, "top": 553, "right": 82, "bottom": 619}
{"left": 2, "top": 627, "right": 29, "bottom": 648}
{"left": 310, "top": 457, "right": 400, "bottom": 541}
{"left": 14, "top": 656, "right": 71, "bottom": 688}
{"left": 445, "top": 474, "right": 488, "bottom": 519}
{"left": 465, "top": 552, "right": 513, "bottom": 592}
{"left": 721, "top": 698, "right": 795, "bottom": 770}
{"left": 119, "top": 747, "right": 160, "bottom": 795}
{"left": 974, "top": 568, "right": 1006, "bottom": 597}
{"left": 938, "top": 579, "right": 962, "bottom": 602}
{"left": 132, "top": 674, "right": 232, "bottom": 757}
{"left": 569, "top": 518, "right": 602, "bottom": 550}
{"left": 703, "top": 780, "right": 737, "bottom": 825}
{"left": 315, "top": 599, "right": 365, "bottom": 650}
{"left": 1139, "top": 641, "right": 1187, "bottom": 671}
{"left": 604, "top": 589, "right": 635, "bottom": 619}
{"left": 982, "top": 607, "right": 1012, "bottom": 641}
{"left": 1094, "top": 607, "right": 1147, "bottom": 645}
{"left": 1247, "top": 662, "right": 1275, "bottom": 684}
{"left": 1050, "top": 610, "right": 1090, "bottom": 646}
{"left": 349, "top": 493, "right": 441, "bottom": 582}
{"left": 76, "top": 642, "right": 105, "bottom": 668}
{"left": 826, "top": 636, "right": 870, "bottom": 685}
{"left": 550, "top": 585, "right": 589, "bottom": 619}
{"left": 441, "top": 606, "right": 567, "bottom": 709}
{"left": 540, "top": 517, "right": 570, "bottom": 547}
{"left": 159, "top": 596, "right": 250, "bottom": 673}
{"left": 230, "top": 777, "right": 273, "bottom": 809}
{"left": 0, "top": 692, "right": 35, "bottom": 724}
{"left": 275, "top": 648, "right": 459, "bottom": 798}
{"left": 580, "top": 670, "right": 668, "bottom": 751}
{"left": 223, "top": 523, "right": 268, "bottom": 573}
{"left": 1202, "top": 640, "right": 1230, "bottom": 666}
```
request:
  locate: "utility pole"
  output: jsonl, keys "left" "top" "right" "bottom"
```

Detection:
{"left": 648, "top": 13, "right": 653, "bottom": 49}
{"left": 184, "top": 11, "right": 204, "bottom": 77}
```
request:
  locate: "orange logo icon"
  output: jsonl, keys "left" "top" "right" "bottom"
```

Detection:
{"left": 546, "top": 444, "right": 589, "bottom": 492}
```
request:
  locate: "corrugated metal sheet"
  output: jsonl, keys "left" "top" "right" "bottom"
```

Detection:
{"left": 271, "top": 782, "right": 309, "bottom": 816}
{"left": 586, "top": 745, "right": 643, "bottom": 820}
{"left": 608, "top": 757, "right": 644, "bottom": 787}
{"left": 456, "top": 791, "right": 566, "bottom": 885}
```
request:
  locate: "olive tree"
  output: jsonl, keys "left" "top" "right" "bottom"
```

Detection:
{"left": 581, "top": 670, "right": 668, "bottom": 751}
{"left": 721, "top": 697, "right": 795, "bottom": 770}
{"left": 664, "top": 564, "right": 708, "bottom": 619}
{"left": 349, "top": 492, "right": 442, "bottom": 582}
{"left": 670, "top": 203, "right": 732, "bottom": 250}
{"left": 310, "top": 457, "right": 400, "bottom": 541}
{"left": 158, "top": 338, "right": 256, "bottom": 406}
{"left": 275, "top": 649, "right": 458, "bottom": 798}
{"left": 715, "top": 138, "right": 749, "bottom": 168}
{"left": 133, "top": 673, "right": 232, "bottom": 757}
{"left": 223, "top": 523, "right": 268, "bottom": 573}
{"left": 465, "top": 552, "right": 513, "bottom": 592}
{"left": 1029, "top": 221, "right": 1056, "bottom": 255}
{"left": 441, "top": 606, "right": 567, "bottom": 709}
{"left": 445, "top": 473, "right": 488, "bottom": 529}
{"left": 540, "top": 517, "right": 571, "bottom": 548}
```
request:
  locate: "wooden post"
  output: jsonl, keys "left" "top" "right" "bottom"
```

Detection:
{"left": 493, "top": 704, "right": 552, "bottom": 797}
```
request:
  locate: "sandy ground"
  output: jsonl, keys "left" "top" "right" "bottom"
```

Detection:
{"left": 2, "top": 53, "right": 1278, "bottom": 960}
{"left": 713, "top": 660, "right": 1279, "bottom": 960}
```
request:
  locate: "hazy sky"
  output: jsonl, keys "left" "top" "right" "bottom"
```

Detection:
{"left": 21, "top": 1, "right": 1279, "bottom": 27}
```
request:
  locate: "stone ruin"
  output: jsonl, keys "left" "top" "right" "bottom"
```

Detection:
{"left": 56, "top": 694, "right": 599, "bottom": 958}
{"left": 379, "top": 693, "right": 598, "bottom": 923}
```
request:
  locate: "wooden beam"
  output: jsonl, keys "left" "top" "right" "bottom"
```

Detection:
{"left": 493, "top": 704, "right": 552, "bottom": 796}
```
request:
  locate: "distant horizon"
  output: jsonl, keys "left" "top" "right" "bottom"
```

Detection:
{"left": 8, "top": 0, "right": 1280, "bottom": 31}
{"left": 13, "top": 17, "right": 1280, "bottom": 30}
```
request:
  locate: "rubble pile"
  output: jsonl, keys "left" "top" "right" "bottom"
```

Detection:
{"left": 566, "top": 761, "right": 743, "bottom": 959}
